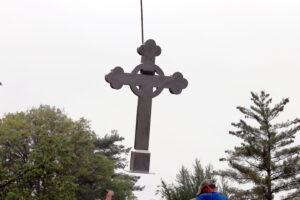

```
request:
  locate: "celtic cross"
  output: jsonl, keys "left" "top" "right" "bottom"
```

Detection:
{"left": 105, "top": 39, "right": 188, "bottom": 173}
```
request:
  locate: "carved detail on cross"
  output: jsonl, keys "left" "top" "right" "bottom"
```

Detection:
{"left": 105, "top": 39, "right": 188, "bottom": 173}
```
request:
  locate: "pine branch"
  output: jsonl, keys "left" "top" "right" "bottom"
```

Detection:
{"left": 281, "top": 187, "right": 300, "bottom": 200}
{"left": 268, "top": 98, "right": 289, "bottom": 121}
{"left": 272, "top": 178, "right": 300, "bottom": 193}
{"left": 273, "top": 146, "right": 300, "bottom": 162}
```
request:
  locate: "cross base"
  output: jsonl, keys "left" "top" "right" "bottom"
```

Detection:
{"left": 130, "top": 150, "right": 150, "bottom": 173}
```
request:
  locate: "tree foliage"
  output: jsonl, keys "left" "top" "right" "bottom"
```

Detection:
{"left": 218, "top": 91, "right": 300, "bottom": 200}
{"left": 0, "top": 105, "right": 142, "bottom": 200}
{"left": 157, "top": 159, "right": 230, "bottom": 200}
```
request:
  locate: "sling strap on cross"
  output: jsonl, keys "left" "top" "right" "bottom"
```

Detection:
{"left": 105, "top": 39, "right": 188, "bottom": 173}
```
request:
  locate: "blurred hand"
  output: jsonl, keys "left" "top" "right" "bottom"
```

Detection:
{"left": 107, "top": 190, "right": 114, "bottom": 197}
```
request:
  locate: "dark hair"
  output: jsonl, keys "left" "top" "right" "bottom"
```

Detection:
{"left": 208, "top": 184, "right": 216, "bottom": 189}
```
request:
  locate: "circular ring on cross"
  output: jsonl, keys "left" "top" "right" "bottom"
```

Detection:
{"left": 130, "top": 64, "right": 165, "bottom": 98}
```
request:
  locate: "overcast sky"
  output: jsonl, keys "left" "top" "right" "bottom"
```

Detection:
{"left": 1, "top": 0, "right": 300, "bottom": 199}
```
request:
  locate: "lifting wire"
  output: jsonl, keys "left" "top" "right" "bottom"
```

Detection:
{"left": 140, "top": 0, "right": 144, "bottom": 44}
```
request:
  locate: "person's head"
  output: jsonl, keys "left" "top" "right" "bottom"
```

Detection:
{"left": 196, "top": 179, "right": 217, "bottom": 195}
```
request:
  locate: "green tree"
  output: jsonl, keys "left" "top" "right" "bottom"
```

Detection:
{"left": 93, "top": 132, "right": 144, "bottom": 198}
{"left": 0, "top": 105, "right": 142, "bottom": 200}
{"left": 218, "top": 91, "right": 300, "bottom": 200}
{"left": 76, "top": 130, "right": 143, "bottom": 200}
{"left": 157, "top": 159, "right": 230, "bottom": 200}
{"left": 0, "top": 106, "right": 78, "bottom": 200}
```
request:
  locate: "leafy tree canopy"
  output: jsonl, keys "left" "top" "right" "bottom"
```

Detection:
{"left": 0, "top": 105, "right": 142, "bottom": 200}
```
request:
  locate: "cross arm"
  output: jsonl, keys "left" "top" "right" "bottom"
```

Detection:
{"left": 105, "top": 67, "right": 188, "bottom": 95}
{"left": 163, "top": 72, "right": 188, "bottom": 94}
{"left": 105, "top": 67, "right": 138, "bottom": 89}
{"left": 105, "top": 66, "right": 157, "bottom": 89}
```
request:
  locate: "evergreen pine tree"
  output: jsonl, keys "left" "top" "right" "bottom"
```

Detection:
{"left": 218, "top": 91, "right": 300, "bottom": 200}
{"left": 157, "top": 159, "right": 230, "bottom": 200}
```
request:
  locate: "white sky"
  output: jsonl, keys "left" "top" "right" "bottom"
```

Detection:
{"left": 1, "top": 0, "right": 300, "bottom": 199}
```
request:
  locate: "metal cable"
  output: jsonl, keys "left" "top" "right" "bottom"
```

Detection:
{"left": 140, "top": 0, "right": 144, "bottom": 44}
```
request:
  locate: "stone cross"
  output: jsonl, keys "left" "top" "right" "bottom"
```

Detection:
{"left": 105, "top": 39, "right": 188, "bottom": 173}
